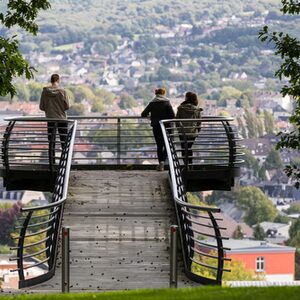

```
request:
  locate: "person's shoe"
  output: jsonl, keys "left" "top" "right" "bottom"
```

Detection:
{"left": 156, "top": 161, "right": 164, "bottom": 171}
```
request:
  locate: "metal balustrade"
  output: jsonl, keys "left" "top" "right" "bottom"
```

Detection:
{"left": 160, "top": 117, "right": 243, "bottom": 285}
{"left": 6, "top": 118, "right": 77, "bottom": 288}
{"left": 0, "top": 115, "right": 242, "bottom": 288}
{"left": 68, "top": 116, "right": 157, "bottom": 166}
{"left": 1, "top": 117, "right": 76, "bottom": 191}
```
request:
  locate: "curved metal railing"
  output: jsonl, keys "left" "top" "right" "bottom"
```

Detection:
{"left": 6, "top": 118, "right": 77, "bottom": 288}
{"left": 169, "top": 116, "right": 244, "bottom": 169}
{"left": 160, "top": 117, "right": 243, "bottom": 285}
{"left": 1, "top": 117, "right": 74, "bottom": 171}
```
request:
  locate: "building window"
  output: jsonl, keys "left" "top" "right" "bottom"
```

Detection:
{"left": 256, "top": 256, "right": 265, "bottom": 272}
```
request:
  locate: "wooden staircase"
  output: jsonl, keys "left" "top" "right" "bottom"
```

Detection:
{"left": 27, "top": 170, "right": 196, "bottom": 292}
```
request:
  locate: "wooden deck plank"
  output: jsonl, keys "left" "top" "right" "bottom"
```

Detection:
{"left": 26, "top": 170, "right": 197, "bottom": 292}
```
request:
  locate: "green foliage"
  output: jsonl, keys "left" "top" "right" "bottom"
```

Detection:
{"left": 206, "top": 190, "right": 237, "bottom": 206}
{"left": 220, "top": 86, "right": 242, "bottom": 101}
{"left": 287, "top": 216, "right": 300, "bottom": 247}
{"left": 223, "top": 259, "right": 264, "bottom": 281}
{"left": 295, "top": 249, "right": 300, "bottom": 279}
{"left": 259, "top": 0, "right": 300, "bottom": 187}
{"left": 68, "top": 103, "right": 86, "bottom": 116}
{"left": 284, "top": 204, "right": 300, "bottom": 214}
{"left": 0, "top": 0, "right": 51, "bottom": 97}
{"left": 264, "top": 149, "right": 283, "bottom": 170}
{"left": 258, "top": 165, "right": 267, "bottom": 181}
{"left": 244, "top": 109, "right": 260, "bottom": 138}
{"left": 253, "top": 224, "right": 266, "bottom": 240}
{"left": 0, "top": 202, "right": 22, "bottom": 246}
{"left": 273, "top": 213, "right": 290, "bottom": 224}
{"left": 237, "top": 186, "right": 277, "bottom": 226}
{"left": 263, "top": 110, "right": 275, "bottom": 134}
{"left": 0, "top": 244, "right": 11, "bottom": 254}
{"left": 186, "top": 192, "right": 207, "bottom": 206}
{"left": 192, "top": 251, "right": 262, "bottom": 281}
{"left": 119, "top": 93, "right": 136, "bottom": 109}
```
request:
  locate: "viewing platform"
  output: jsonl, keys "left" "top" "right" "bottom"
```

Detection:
{"left": 0, "top": 116, "right": 243, "bottom": 291}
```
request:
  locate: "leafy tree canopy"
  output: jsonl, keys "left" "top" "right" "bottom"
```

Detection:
{"left": 0, "top": 0, "right": 50, "bottom": 97}
{"left": 237, "top": 186, "right": 277, "bottom": 226}
{"left": 259, "top": 0, "right": 300, "bottom": 187}
{"left": 264, "top": 149, "right": 283, "bottom": 170}
{"left": 253, "top": 224, "right": 266, "bottom": 240}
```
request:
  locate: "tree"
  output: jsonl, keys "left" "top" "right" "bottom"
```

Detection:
{"left": 119, "top": 93, "right": 136, "bottom": 109}
{"left": 192, "top": 251, "right": 263, "bottom": 281}
{"left": 237, "top": 117, "right": 247, "bottom": 139}
{"left": 264, "top": 149, "right": 283, "bottom": 170}
{"left": 0, "top": 202, "right": 22, "bottom": 246}
{"left": 220, "top": 86, "right": 242, "bottom": 101}
{"left": 259, "top": 1, "right": 300, "bottom": 187}
{"left": 288, "top": 216, "right": 300, "bottom": 247}
{"left": 258, "top": 165, "right": 267, "bottom": 181}
{"left": 232, "top": 225, "right": 244, "bottom": 239}
{"left": 68, "top": 103, "right": 86, "bottom": 116}
{"left": 0, "top": 1, "right": 51, "bottom": 97}
{"left": 237, "top": 186, "right": 277, "bottom": 226}
{"left": 264, "top": 110, "right": 275, "bottom": 134}
{"left": 253, "top": 224, "right": 266, "bottom": 240}
{"left": 244, "top": 109, "right": 258, "bottom": 138}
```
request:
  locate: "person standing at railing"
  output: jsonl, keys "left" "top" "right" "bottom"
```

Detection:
{"left": 141, "top": 88, "right": 175, "bottom": 171}
{"left": 176, "top": 92, "right": 203, "bottom": 168}
{"left": 40, "top": 74, "right": 70, "bottom": 163}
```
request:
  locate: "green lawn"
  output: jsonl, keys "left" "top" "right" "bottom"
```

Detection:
{"left": 1, "top": 286, "right": 300, "bottom": 300}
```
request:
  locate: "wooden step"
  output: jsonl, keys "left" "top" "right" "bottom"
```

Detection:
{"left": 26, "top": 170, "right": 198, "bottom": 292}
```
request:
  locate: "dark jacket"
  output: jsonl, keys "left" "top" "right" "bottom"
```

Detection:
{"left": 176, "top": 102, "right": 202, "bottom": 137}
{"left": 141, "top": 95, "right": 175, "bottom": 126}
{"left": 40, "top": 87, "right": 69, "bottom": 119}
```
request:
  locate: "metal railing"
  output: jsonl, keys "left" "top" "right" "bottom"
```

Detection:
{"left": 68, "top": 116, "right": 157, "bottom": 166}
{"left": 1, "top": 116, "right": 243, "bottom": 170}
{"left": 1, "top": 117, "right": 75, "bottom": 173}
{"left": 7, "top": 118, "right": 77, "bottom": 288}
{"left": 0, "top": 115, "right": 242, "bottom": 287}
{"left": 160, "top": 117, "right": 243, "bottom": 285}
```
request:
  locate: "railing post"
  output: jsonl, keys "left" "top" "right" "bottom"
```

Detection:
{"left": 117, "top": 117, "right": 121, "bottom": 165}
{"left": 62, "top": 226, "right": 70, "bottom": 293}
{"left": 170, "top": 225, "right": 178, "bottom": 288}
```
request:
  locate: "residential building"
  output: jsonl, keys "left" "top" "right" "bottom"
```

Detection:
{"left": 224, "top": 239, "right": 295, "bottom": 282}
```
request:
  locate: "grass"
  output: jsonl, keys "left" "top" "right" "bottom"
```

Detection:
{"left": 1, "top": 286, "right": 300, "bottom": 300}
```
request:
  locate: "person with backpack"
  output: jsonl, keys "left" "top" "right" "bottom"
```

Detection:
{"left": 141, "top": 88, "right": 175, "bottom": 171}
{"left": 176, "top": 91, "right": 203, "bottom": 168}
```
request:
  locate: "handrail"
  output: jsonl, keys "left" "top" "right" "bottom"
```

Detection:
{"left": 5, "top": 118, "right": 77, "bottom": 288}
{"left": 1, "top": 115, "right": 243, "bottom": 168}
{"left": 160, "top": 117, "right": 242, "bottom": 285}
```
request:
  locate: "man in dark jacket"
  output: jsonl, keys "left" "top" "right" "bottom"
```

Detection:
{"left": 141, "top": 88, "right": 174, "bottom": 171}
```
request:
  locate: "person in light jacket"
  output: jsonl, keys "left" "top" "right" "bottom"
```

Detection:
{"left": 176, "top": 91, "right": 203, "bottom": 167}
{"left": 141, "top": 88, "right": 175, "bottom": 171}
